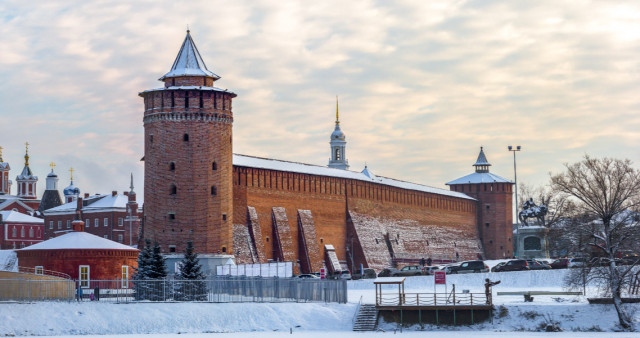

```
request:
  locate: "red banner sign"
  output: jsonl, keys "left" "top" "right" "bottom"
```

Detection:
{"left": 320, "top": 268, "right": 326, "bottom": 279}
{"left": 434, "top": 271, "right": 446, "bottom": 285}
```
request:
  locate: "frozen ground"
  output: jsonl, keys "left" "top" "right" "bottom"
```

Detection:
{"left": 1, "top": 267, "right": 639, "bottom": 336}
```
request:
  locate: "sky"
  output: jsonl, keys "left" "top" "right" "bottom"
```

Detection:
{"left": 1, "top": 0, "right": 639, "bottom": 204}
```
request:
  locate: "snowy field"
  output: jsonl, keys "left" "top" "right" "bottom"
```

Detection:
{"left": 2, "top": 265, "right": 639, "bottom": 336}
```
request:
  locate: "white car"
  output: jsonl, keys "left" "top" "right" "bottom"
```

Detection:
{"left": 567, "top": 257, "right": 587, "bottom": 268}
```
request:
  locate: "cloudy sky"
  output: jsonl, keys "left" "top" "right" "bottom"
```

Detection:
{"left": 1, "top": 0, "right": 639, "bottom": 205}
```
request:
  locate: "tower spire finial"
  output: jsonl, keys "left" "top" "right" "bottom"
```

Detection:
{"left": 69, "top": 167, "right": 75, "bottom": 181}
{"left": 24, "top": 142, "right": 30, "bottom": 166}
{"left": 49, "top": 161, "right": 56, "bottom": 172}
{"left": 336, "top": 96, "right": 339, "bottom": 124}
{"left": 129, "top": 173, "right": 135, "bottom": 194}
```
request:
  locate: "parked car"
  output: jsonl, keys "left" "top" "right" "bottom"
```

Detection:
{"left": 491, "top": 262, "right": 507, "bottom": 272}
{"left": 550, "top": 258, "right": 569, "bottom": 269}
{"left": 526, "top": 259, "right": 551, "bottom": 270}
{"left": 351, "top": 268, "right": 377, "bottom": 280}
{"left": 500, "top": 259, "right": 530, "bottom": 272}
{"left": 297, "top": 274, "right": 320, "bottom": 279}
{"left": 445, "top": 260, "right": 489, "bottom": 274}
{"left": 377, "top": 267, "right": 400, "bottom": 277}
{"left": 392, "top": 265, "right": 424, "bottom": 276}
{"left": 423, "top": 266, "right": 441, "bottom": 275}
{"left": 329, "top": 270, "right": 352, "bottom": 280}
{"left": 442, "top": 263, "right": 461, "bottom": 274}
{"left": 567, "top": 257, "right": 587, "bottom": 268}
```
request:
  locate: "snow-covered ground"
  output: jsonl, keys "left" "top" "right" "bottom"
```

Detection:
{"left": 1, "top": 268, "right": 639, "bottom": 336}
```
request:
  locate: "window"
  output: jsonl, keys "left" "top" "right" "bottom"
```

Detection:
{"left": 320, "top": 238, "right": 324, "bottom": 243}
{"left": 184, "top": 92, "right": 189, "bottom": 108}
{"left": 266, "top": 236, "right": 269, "bottom": 243}
{"left": 211, "top": 185, "right": 217, "bottom": 196}
{"left": 169, "top": 245, "right": 176, "bottom": 253}
{"left": 335, "top": 148, "right": 340, "bottom": 160}
{"left": 212, "top": 162, "right": 217, "bottom": 170}
{"left": 149, "top": 134, "right": 154, "bottom": 143}
{"left": 169, "top": 162, "right": 175, "bottom": 171}
{"left": 170, "top": 185, "right": 177, "bottom": 195}
{"left": 118, "top": 218, "right": 123, "bottom": 226}
{"left": 168, "top": 213, "right": 176, "bottom": 220}
{"left": 104, "top": 218, "right": 108, "bottom": 226}
{"left": 58, "top": 221, "right": 62, "bottom": 229}
{"left": 485, "top": 222, "right": 490, "bottom": 227}
{"left": 66, "top": 220, "right": 71, "bottom": 228}
{"left": 20, "top": 228, "right": 25, "bottom": 238}
{"left": 222, "top": 213, "right": 226, "bottom": 221}
{"left": 117, "top": 234, "right": 123, "bottom": 242}
{"left": 35, "top": 266, "right": 44, "bottom": 275}
{"left": 95, "top": 219, "right": 99, "bottom": 227}
{"left": 49, "top": 221, "right": 53, "bottom": 229}
{"left": 221, "top": 246, "right": 227, "bottom": 253}
{"left": 79, "top": 265, "right": 90, "bottom": 288}
{"left": 85, "top": 219, "right": 90, "bottom": 228}
{"left": 199, "top": 92, "right": 204, "bottom": 108}
{"left": 121, "top": 266, "right": 129, "bottom": 288}
{"left": 104, "top": 235, "right": 108, "bottom": 239}
{"left": 29, "top": 228, "right": 34, "bottom": 238}
{"left": 183, "top": 133, "right": 189, "bottom": 142}
{"left": 12, "top": 227, "right": 17, "bottom": 237}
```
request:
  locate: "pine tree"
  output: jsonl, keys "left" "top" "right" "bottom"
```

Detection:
{"left": 132, "top": 239, "right": 154, "bottom": 300}
{"left": 149, "top": 241, "right": 168, "bottom": 280}
{"left": 175, "top": 242, "right": 208, "bottom": 301}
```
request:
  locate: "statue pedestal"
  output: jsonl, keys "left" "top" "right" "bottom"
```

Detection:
{"left": 517, "top": 226, "right": 550, "bottom": 259}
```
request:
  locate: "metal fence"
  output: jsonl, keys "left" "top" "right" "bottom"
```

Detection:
{"left": 0, "top": 277, "right": 348, "bottom": 304}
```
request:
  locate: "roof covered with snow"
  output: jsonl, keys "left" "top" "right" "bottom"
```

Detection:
{"left": 43, "top": 194, "right": 141, "bottom": 215}
{"left": 139, "top": 86, "right": 235, "bottom": 95}
{"left": 446, "top": 172, "right": 512, "bottom": 185}
{"left": 160, "top": 31, "right": 220, "bottom": 81}
{"left": 19, "top": 231, "right": 137, "bottom": 251}
{"left": 233, "top": 154, "right": 474, "bottom": 200}
{"left": 0, "top": 210, "right": 43, "bottom": 224}
{"left": 473, "top": 147, "right": 491, "bottom": 167}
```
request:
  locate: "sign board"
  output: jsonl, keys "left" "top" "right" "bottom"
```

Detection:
{"left": 434, "top": 271, "right": 446, "bottom": 285}
{"left": 320, "top": 268, "right": 326, "bottom": 279}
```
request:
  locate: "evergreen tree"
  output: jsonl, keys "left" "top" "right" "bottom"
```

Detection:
{"left": 132, "top": 239, "right": 154, "bottom": 300}
{"left": 175, "top": 242, "right": 208, "bottom": 301}
{"left": 149, "top": 241, "right": 168, "bottom": 279}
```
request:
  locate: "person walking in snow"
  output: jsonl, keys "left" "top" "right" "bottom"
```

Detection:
{"left": 76, "top": 285, "right": 83, "bottom": 302}
{"left": 419, "top": 258, "right": 426, "bottom": 267}
{"left": 426, "top": 257, "right": 432, "bottom": 266}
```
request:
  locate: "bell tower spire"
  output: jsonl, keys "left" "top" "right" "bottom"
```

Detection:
{"left": 16, "top": 141, "right": 38, "bottom": 199}
{"left": 328, "top": 96, "right": 349, "bottom": 170}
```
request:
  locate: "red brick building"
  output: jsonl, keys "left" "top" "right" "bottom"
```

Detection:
{"left": 17, "top": 219, "right": 138, "bottom": 286}
{"left": 0, "top": 210, "right": 44, "bottom": 249}
{"left": 140, "top": 31, "right": 514, "bottom": 273}
{"left": 43, "top": 177, "right": 141, "bottom": 246}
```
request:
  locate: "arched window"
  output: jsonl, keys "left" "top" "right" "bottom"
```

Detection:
{"left": 183, "top": 134, "right": 189, "bottom": 142}
{"left": 335, "top": 148, "right": 340, "bottom": 160}
{"left": 12, "top": 227, "right": 17, "bottom": 237}
{"left": 169, "top": 162, "right": 175, "bottom": 171}
{"left": 20, "top": 228, "right": 25, "bottom": 238}
{"left": 170, "top": 185, "right": 177, "bottom": 195}
{"left": 221, "top": 246, "right": 227, "bottom": 253}
{"left": 211, "top": 186, "right": 217, "bottom": 196}
{"left": 29, "top": 228, "right": 34, "bottom": 238}
{"left": 212, "top": 162, "right": 217, "bottom": 170}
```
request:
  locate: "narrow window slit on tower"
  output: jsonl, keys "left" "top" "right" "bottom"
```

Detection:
{"left": 199, "top": 92, "right": 204, "bottom": 108}
{"left": 212, "top": 162, "right": 217, "bottom": 170}
{"left": 171, "top": 92, "right": 175, "bottom": 107}
{"left": 170, "top": 185, "right": 177, "bottom": 195}
{"left": 183, "top": 134, "right": 189, "bottom": 142}
{"left": 185, "top": 92, "right": 189, "bottom": 108}
{"left": 169, "top": 162, "right": 175, "bottom": 171}
{"left": 211, "top": 185, "right": 217, "bottom": 196}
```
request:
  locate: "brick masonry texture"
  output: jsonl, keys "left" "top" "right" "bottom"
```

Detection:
{"left": 297, "top": 209, "right": 322, "bottom": 274}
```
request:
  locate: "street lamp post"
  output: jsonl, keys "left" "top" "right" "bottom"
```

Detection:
{"left": 508, "top": 145, "right": 521, "bottom": 256}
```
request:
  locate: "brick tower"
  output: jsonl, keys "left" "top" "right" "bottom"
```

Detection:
{"left": 446, "top": 147, "right": 514, "bottom": 259}
{"left": 140, "top": 31, "right": 236, "bottom": 254}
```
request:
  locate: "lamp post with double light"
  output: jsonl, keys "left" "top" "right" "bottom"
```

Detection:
{"left": 508, "top": 145, "right": 521, "bottom": 256}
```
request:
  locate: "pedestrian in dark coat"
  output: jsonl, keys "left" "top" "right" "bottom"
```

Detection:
{"left": 76, "top": 286, "right": 83, "bottom": 302}
{"left": 426, "top": 257, "right": 432, "bottom": 266}
{"left": 419, "top": 258, "right": 426, "bottom": 267}
{"left": 94, "top": 286, "right": 100, "bottom": 301}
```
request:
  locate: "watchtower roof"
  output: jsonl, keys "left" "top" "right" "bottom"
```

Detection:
{"left": 160, "top": 30, "right": 220, "bottom": 81}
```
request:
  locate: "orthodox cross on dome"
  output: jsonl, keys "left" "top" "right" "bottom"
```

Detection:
{"left": 69, "top": 167, "right": 75, "bottom": 181}
{"left": 336, "top": 96, "right": 340, "bottom": 124}
{"left": 49, "top": 161, "right": 56, "bottom": 171}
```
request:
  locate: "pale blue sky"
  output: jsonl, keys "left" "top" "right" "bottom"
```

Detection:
{"left": 1, "top": 1, "right": 639, "bottom": 203}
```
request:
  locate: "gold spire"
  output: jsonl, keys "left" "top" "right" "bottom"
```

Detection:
{"left": 69, "top": 167, "right": 75, "bottom": 181}
{"left": 24, "top": 142, "right": 30, "bottom": 166}
{"left": 336, "top": 96, "right": 339, "bottom": 124}
{"left": 49, "top": 161, "right": 56, "bottom": 171}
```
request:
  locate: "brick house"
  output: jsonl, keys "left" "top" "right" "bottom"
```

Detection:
{"left": 0, "top": 210, "right": 44, "bottom": 249}
{"left": 43, "top": 177, "right": 141, "bottom": 246}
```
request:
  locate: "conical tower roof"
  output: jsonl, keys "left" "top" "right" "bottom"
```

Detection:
{"left": 160, "top": 30, "right": 220, "bottom": 81}
{"left": 473, "top": 146, "right": 491, "bottom": 168}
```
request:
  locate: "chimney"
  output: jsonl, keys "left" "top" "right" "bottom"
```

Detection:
{"left": 124, "top": 191, "right": 129, "bottom": 196}
{"left": 76, "top": 197, "right": 83, "bottom": 211}
{"left": 84, "top": 193, "right": 89, "bottom": 198}
{"left": 112, "top": 191, "right": 117, "bottom": 196}
{"left": 72, "top": 219, "right": 84, "bottom": 232}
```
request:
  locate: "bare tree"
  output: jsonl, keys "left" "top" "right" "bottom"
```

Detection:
{"left": 519, "top": 183, "right": 574, "bottom": 228}
{"left": 551, "top": 156, "right": 640, "bottom": 330}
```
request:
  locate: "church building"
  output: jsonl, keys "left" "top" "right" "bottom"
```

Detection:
{"left": 139, "top": 31, "right": 514, "bottom": 273}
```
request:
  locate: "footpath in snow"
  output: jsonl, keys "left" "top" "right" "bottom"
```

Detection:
{"left": 1, "top": 268, "right": 639, "bottom": 336}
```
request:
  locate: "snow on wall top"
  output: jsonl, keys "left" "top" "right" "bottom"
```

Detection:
{"left": 0, "top": 210, "right": 43, "bottom": 224}
{"left": 446, "top": 172, "right": 512, "bottom": 185}
{"left": 139, "top": 86, "right": 234, "bottom": 95}
{"left": 233, "top": 154, "right": 474, "bottom": 200}
{"left": 19, "top": 231, "right": 137, "bottom": 251}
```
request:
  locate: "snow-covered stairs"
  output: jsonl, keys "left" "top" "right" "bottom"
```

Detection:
{"left": 352, "top": 304, "right": 378, "bottom": 331}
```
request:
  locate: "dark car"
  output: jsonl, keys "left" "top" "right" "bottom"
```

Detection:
{"left": 491, "top": 262, "right": 507, "bottom": 272}
{"left": 352, "top": 268, "right": 377, "bottom": 280}
{"left": 526, "top": 259, "right": 551, "bottom": 270}
{"left": 445, "top": 260, "right": 489, "bottom": 274}
{"left": 550, "top": 258, "right": 569, "bottom": 269}
{"left": 377, "top": 267, "right": 400, "bottom": 277}
{"left": 501, "top": 259, "right": 530, "bottom": 272}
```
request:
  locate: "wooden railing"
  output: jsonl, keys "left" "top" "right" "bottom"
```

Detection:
{"left": 18, "top": 266, "right": 71, "bottom": 280}
{"left": 377, "top": 292, "right": 488, "bottom": 306}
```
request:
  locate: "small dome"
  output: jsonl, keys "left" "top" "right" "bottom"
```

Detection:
{"left": 331, "top": 126, "right": 345, "bottom": 140}
{"left": 47, "top": 172, "right": 58, "bottom": 178}
{"left": 63, "top": 182, "right": 80, "bottom": 196}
